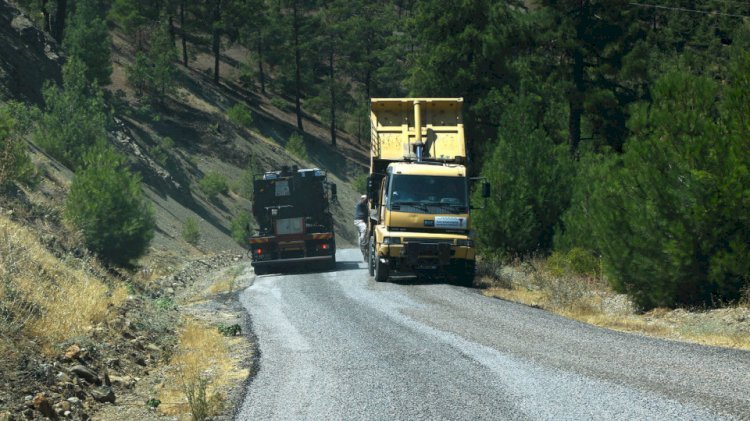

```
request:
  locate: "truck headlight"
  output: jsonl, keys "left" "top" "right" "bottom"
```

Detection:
{"left": 456, "top": 239, "right": 474, "bottom": 247}
{"left": 382, "top": 237, "right": 401, "bottom": 245}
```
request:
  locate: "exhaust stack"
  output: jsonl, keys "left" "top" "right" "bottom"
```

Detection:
{"left": 414, "top": 100, "right": 423, "bottom": 162}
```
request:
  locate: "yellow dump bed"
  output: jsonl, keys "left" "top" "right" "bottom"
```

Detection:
{"left": 370, "top": 98, "right": 465, "bottom": 166}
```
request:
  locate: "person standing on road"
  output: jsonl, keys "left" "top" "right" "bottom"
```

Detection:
{"left": 354, "top": 195, "right": 368, "bottom": 258}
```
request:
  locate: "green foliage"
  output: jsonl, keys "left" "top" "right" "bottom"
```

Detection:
{"left": 155, "top": 297, "right": 176, "bottom": 311}
{"left": 126, "top": 23, "right": 177, "bottom": 103}
{"left": 230, "top": 210, "right": 253, "bottom": 246}
{"left": 352, "top": 173, "right": 367, "bottom": 195}
{"left": 0, "top": 105, "right": 36, "bottom": 190}
{"left": 34, "top": 59, "right": 108, "bottom": 170}
{"left": 284, "top": 133, "right": 307, "bottom": 161}
{"left": 182, "top": 374, "right": 224, "bottom": 421}
{"left": 217, "top": 323, "right": 241, "bottom": 336}
{"left": 150, "top": 137, "right": 174, "bottom": 167}
{"left": 592, "top": 65, "right": 750, "bottom": 309}
{"left": 127, "top": 52, "right": 150, "bottom": 96}
{"left": 182, "top": 217, "right": 200, "bottom": 245}
{"left": 226, "top": 103, "right": 254, "bottom": 128}
{"left": 108, "top": 0, "right": 141, "bottom": 34}
{"left": 270, "top": 96, "right": 290, "bottom": 112}
{"left": 474, "top": 96, "right": 573, "bottom": 255}
{"left": 198, "top": 172, "right": 228, "bottom": 201}
{"left": 554, "top": 150, "right": 618, "bottom": 253}
{"left": 547, "top": 248, "right": 601, "bottom": 279}
{"left": 63, "top": 0, "right": 112, "bottom": 85}
{"left": 65, "top": 144, "right": 155, "bottom": 265}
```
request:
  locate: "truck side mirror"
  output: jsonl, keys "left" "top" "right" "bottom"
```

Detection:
{"left": 367, "top": 176, "right": 376, "bottom": 199}
{"left": 482, "top": 182, "right": 491, "bottom": 198}
{"left": 330, "top": 183, "right": 338, "bottom": 202}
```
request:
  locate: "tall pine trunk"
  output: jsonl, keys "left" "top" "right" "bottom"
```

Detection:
{"left": 292, "top": 1, "right": 305, "bottom": 132}
{"left": 569, "top": 48, "right": 583, "bottom": 155}
{"left": 329, "top": 39, "right": 336, "bottom": 147}
{"left": 256, "top": 28, "right": 266, "bottom": 94}
{"left": 180, "top": 0, "right": 188, "bottom": 67}
{"left": 212, "top": 0, "right": 222, "bottom": 85}
{"left": 293, "top": 1, "right": 303, "bottom": 132}
{"left": 41, "top": 0, "right": 51, "bottom": 34}
{"left": 52, "top": 0, "right": 67, "bottom": 43}
{"left": 568, "top": 0, "right": 589, "bottom": 156}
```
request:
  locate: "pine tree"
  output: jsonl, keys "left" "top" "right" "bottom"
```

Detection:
{"left": 474, "top": 95, "right": 574, "bottom": 255}
{"left": 34, "top": 58, "right": 108, "bottom": 170}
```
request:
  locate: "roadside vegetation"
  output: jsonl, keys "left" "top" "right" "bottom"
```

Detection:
{"left": 476, "top": 251, "right": 750, "bottom": 350}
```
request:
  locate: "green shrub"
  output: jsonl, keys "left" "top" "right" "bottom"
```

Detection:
{"left": 65, "top": 144, "right": 155, "bottom": 265}
{"left": 151, "top": 136, "right": 174, "bottom": 167}
{"left": 182, "top": 217, "right": 200, "bottom": 245}
{"left": 0, "top": 106, "right": 35, "bottom": 190}
{"left": 217, "top": 323, "right": 242, "bottom": 336}
{"left": 230, "top": 210, "right": 254, "bottom": 246}
{"left": 592, "top": 66, "right": 750, "bottom": 309}
{"left": 270, "top": 96, "right": 290, "bottom": 112}
{"left": 155, "top": 297, "right": 176, "bottom": 311}
{"left": 285, "top": 133, "right": 307, "bottom": 161}
{"left": 227, "top": 103, "right": 254, "bottom": 128}
{"left": 199, "top": 172, "right": 228, "bottom": 201}
{"left": 547, "top": 248, "right": 600, "bottom": 279}
{"left": 474, "top": 95, "right": 573, "bottom": 255}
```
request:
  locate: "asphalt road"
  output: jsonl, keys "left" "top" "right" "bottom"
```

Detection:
{"left": 237, "top": 249, "right": 750, "bottom": 420}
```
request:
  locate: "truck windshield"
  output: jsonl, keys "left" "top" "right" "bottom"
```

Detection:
{"left": 389, "top": 175, "right": 468, "bottom": 213}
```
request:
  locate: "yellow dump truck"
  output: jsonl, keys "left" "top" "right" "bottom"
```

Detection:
{"left": 366, "top": 98, "right": 489, "bottom": 284}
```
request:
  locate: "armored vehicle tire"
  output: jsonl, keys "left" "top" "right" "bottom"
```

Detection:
{"left": 368, "top": 237, "right": 376, "bottom": 277}
{"left": 374, "top": 255, "right": 389, "bottom": 283}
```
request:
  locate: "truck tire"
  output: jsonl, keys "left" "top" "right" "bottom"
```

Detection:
{"left": 454, "top": 261, "right": 476, "bottom": 287}
{"left": 327, "top": 255, "right": 337, "bottom": 271}
{"left": 374, "top": 255, "right": 389, "bottom": 283}
{"left": 368, "top": 236, "right": 375, "bottom": 277}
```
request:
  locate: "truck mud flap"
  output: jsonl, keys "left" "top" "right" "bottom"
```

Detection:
{"left": 404, "top": 242, "right": 451, "bottom": 266}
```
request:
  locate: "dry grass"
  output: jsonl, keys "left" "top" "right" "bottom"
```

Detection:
{"left": 159, "top": 318, "right": 249, "bottom": 419}
{"left": 0, "top": 215, "right": 124, "bottom": 353}
{"left": 479, "top": 254, "right": 750, "bottom": 351}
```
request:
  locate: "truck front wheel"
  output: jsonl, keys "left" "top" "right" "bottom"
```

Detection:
{"left": 374, "top": 255, "right": 389, "bottom": 283}
{"left": 454, "top": 261, "right": 476, "bottom": 287}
